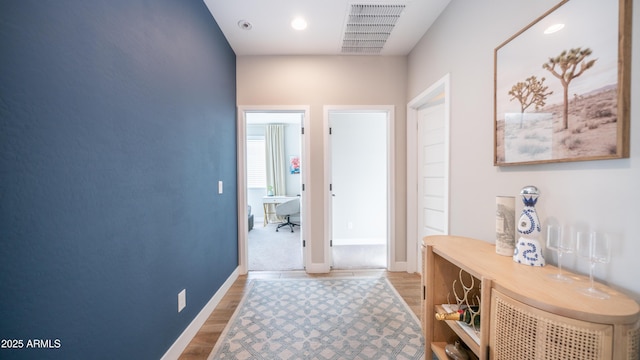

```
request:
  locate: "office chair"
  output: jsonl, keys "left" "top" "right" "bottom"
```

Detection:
{"left": 275, "top": 198, "right": 300, "bottom": 233}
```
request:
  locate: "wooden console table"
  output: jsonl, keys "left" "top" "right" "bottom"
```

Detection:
{"left": 422, "top": 235, "right": 640, "bottom": 360}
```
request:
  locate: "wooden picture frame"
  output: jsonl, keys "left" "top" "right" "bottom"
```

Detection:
{"left": 494, "top": 0, "right": 632, "bottom": 166}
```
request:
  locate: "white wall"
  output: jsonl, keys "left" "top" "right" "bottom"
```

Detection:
{"left": 237, "top": 56, "right": 407, "bottom": 265}
{"left": 408, "top": 0, "right": 640, "bottom": 299}
{"left": 284, "top": 124, "right": 302, "bottom": 197}
{"left": 246, "top": 124, "right": 265, "bottom": 220}
{"left": 330, "top": 112, "right": 387, "bottom": 244}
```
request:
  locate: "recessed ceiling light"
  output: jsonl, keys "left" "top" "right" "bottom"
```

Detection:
{"left": 291, "top": 17, "right": 308, "bottom": 31}
{"left": 544, "top": 23, "right": 564, "bottom": 34}
{"left": 237, "top": 20, "right": 252, "bottom": 30}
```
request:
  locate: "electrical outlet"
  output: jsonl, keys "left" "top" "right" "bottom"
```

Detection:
{"left": 178, "top": 289, "right": 186, "bottom": 312}
{"left": 348, "top": 221, "right": 353, "bottom": 230}
{"left": 218, "top": 181, "right": 223, "bottom": 194}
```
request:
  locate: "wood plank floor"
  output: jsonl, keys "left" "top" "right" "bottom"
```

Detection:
{"left": 178, "top": 270, "right": 422, "bottom": 360}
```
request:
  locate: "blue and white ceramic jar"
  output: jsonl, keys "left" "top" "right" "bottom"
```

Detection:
{"left": 513, "top": 186, "right": 545, "bottom": 266}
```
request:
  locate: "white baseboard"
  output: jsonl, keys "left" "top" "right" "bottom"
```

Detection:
{"left": 388, "top": 261, "right": 407, "bottom": 272}
{"left": 305, "top": 262, "right": 331, "bottom": 273}
{"left": 305, "top": 261, "right": 408, "bottom": 274}
{"left": 332, "top": 237, "right": 386, "bottom": 246}
{"left": 161, "top": 267, "right": 240, "bottom": 360}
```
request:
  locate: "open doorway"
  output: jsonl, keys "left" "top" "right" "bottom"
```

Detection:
{"left": 238, "top": 108, "right": 309, "bottom": 272}
{"left": 326, "top": 108, "right": 392, "bottom": 269}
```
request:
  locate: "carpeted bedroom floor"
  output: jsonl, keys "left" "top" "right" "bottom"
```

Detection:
{"left": 248, "top": 221, "right": 387, "bottom": 271}
{"left": 248, "top": 222, "right": 304, "bottom": 271}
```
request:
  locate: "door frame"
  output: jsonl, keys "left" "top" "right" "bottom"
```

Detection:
{"left": 406, "top": 74, "right": 451, "bottom": 274}
{"left": 323, "top": 105, "right": 396, "bottom": 271}
{"left": 237, "top": 105, "right": 311, "bottom": 275}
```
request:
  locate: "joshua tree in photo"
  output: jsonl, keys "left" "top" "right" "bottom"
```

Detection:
{"left": 542, "top": 47, "right": 597, "bottom": 130}
{"left": 508, "top": 76, "right": 553, "bottom": 128}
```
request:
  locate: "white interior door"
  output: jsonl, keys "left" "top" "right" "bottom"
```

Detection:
{"left": 418, "top": 103, "right": 447, "bottom": 232}
{"left": 407, "top": 74, "right": 450, "bottom": 274}
{"left": 416, "top": 102, "right": 449, "bottom": 272}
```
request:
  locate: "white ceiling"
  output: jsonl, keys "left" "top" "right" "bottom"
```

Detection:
{"left": 203, "top": 0, "right": 451, "bottom": 56}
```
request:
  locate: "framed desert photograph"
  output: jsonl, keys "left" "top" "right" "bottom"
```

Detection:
{"left": 494, "top": 0, "right": 632, "bottom": 166}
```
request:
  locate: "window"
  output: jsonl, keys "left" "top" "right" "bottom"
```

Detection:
{"left": 247, "top": 137, "right": 266, "bottom": 188}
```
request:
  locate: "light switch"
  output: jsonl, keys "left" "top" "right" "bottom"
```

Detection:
{"left": 178, "top": 289, "right": 186, "bottom": 312}
{"left": 218, "top": 181, "right": 223, "bottom": 194}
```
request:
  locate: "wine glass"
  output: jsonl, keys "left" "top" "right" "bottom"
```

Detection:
{"left": 546, "top": 224, "right": 574, "bottom": 282}
{"left": 576, "top": 231, "right": 611, "bottom": 299}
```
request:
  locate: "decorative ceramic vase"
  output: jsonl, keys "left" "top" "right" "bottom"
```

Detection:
{"left": 513, "top": 186, "right": 545, "bottom": 266}
{"left": 495, "top": 196, "right": 516, "bottom": 256}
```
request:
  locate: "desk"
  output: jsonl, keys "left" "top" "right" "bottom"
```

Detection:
{"left": 262, "top": 196, "right": 297, "bottom": 226}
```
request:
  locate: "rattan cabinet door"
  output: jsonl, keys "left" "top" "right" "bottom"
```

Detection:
{"left": 490, "top": 290, "right": 613, "bottom": 360}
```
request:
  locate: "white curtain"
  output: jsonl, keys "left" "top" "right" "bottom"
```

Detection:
{"left": 264, "top": 125, "right": 287, "bottom": 222}
{"left": 265, "top": 124, "right": 286, "bottom": 223}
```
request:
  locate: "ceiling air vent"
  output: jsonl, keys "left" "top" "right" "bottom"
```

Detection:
{"left": 341, "top": 4, "right": 405, "bottom": 55}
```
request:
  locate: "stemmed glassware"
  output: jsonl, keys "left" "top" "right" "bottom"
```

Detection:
{"left": 546, "top": 224, "right": 574, "bottom": 282}
{"left": 576, "top": 231, "right": 611, "bottom": 299}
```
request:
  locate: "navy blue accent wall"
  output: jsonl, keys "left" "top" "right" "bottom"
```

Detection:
{"left": 0, "top": 1, "right": 237, "bottom": 359}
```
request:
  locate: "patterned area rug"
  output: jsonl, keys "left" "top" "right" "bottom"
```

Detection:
{"left": 208, "top": 278, "right": 424, "bottom": 360}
